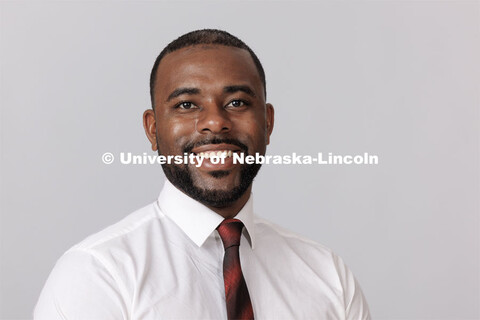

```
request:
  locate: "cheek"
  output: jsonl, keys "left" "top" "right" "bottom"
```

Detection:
{"left": 235, "top": 116, "right": 267, "bottom": 149}
{"left": 169, "top": 120, "right": 189, "bottom": 138}
{"left": 156, "top": 118, "right": 195, "bottom": 153}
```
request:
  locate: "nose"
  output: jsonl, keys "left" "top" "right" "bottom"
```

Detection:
{"left": 196, "top": 104, "right": 232, "bottom": 134}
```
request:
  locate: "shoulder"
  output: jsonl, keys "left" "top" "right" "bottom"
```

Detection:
{"left": 45, "top": 200, "right": 162, "bottom": 286}
{"left": 68, "top": 201, "right": 160, "bottom": 252}
{"left": 49, "top": 200, "right": 167, "bottom": 288}
{"left": 253, "top": 216, "right": 371, "bottom": 319}
{"left": 254, "top": 216, "right": 334, "bottom": 256}
{"left": 253, "top": 216, "right": 361, "bottom": 278}
{"left": 34, "top": 202, "right": 162, "bottom": 318}
{"left": 253, "top": 216, "right": 342, "bottom": 282}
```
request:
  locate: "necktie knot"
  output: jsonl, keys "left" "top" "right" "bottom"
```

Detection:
{"left": 217, "top": 219, "right": 244, "bottom": 250}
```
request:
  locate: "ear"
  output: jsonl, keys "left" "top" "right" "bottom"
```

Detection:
{"left": 143, "top": 109, "right": 158, "bottom": 151}
{"left": 265, "top": 103, "right": 275, "bottom": 145}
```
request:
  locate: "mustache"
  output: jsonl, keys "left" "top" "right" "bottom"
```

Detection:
{"left": 183, "top": 137, "right": 248, "bottom": 154}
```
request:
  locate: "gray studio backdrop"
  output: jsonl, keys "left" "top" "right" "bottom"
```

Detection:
{"left": 1, "top": 1, "right": 479, "bottom": 319}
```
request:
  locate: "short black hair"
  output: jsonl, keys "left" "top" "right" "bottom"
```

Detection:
{"left": 149, "top": 29, "right": 266, "bottom": 109}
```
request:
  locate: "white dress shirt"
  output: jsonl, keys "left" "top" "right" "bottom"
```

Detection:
{"left": 34, "top": 180, "right": 371, "bottom": 319}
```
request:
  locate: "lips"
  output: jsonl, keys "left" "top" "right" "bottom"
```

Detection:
{"left": 192, "top": 143, "right": 241, "bottom": 164}
{"left": 185, "top": 136, "right": 247, "bottom": 153}
{"left": 196, "top": 150, "right": 234, "bottom": 159}
{"left": 191, "top": 143, "right": 244, "bottom": 158}
{"left": 190, "top": 143, "right": 244, "bottom": 171}
{"left": 192, "top": 142, "right": 241, "bottom": 151}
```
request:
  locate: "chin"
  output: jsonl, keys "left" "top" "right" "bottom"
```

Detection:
{"left": 162, "top": 162, "right": 261, "bottom": 208}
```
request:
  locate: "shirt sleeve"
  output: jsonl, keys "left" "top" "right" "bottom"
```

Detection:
{"left": 34, "top": 249, "right": 129, "bottom": 320}
{"left": 332, "top": 254, "right": 371, "bottom": 320}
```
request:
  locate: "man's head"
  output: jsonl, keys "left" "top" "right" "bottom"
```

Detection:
{"left": 143, "top": 29, "right": 274, "bottom": 215}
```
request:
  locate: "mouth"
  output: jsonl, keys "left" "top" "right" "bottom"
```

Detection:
{"left": 190, "top": 143, "right": 244, "bottom": 171}
{"left": 191, "top": 143, "right": 244, "bottom": 157}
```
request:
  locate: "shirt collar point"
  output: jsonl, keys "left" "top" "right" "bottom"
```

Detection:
{"left": 158, "top": 180, "right": 256, "bottom": 249}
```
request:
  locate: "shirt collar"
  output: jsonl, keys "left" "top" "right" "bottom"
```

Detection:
{"left": 157, "top": 179, "right": 256, "bottom": 249}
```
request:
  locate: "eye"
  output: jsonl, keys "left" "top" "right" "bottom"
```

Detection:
{"left": 175, "top": 101, "right": 198, "bottom": 110}
{"left": 226, "top": 100, "right": 248, "bottom": 108}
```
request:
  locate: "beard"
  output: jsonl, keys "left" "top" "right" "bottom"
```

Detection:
{"left": 159, "top": 137, "right": 262, "bottom": 208}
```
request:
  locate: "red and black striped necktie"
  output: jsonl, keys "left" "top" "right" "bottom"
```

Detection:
{"left": 217, "top": 219, "right": 254, "bottom": 320}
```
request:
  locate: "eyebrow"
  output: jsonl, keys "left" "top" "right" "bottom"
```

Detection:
{"left": 166, "top": 87, "right": 200, "bottom": 102}
{"left": 224, "top": 85, "right": 256, "bottom": 97}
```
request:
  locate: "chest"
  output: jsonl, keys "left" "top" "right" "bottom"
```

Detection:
{"left": 127, "top": 242, "right": 345, "bottom": 319}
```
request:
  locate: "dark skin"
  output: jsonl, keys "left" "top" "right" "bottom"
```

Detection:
{"left": 143, "top": 45, "right": 274, "bottom": 219}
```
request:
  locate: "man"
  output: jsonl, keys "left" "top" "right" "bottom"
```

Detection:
{"left": 35, "top": 29, "right": 371, "bottom": 319}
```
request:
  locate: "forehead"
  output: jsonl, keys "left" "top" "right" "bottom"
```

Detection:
{"left": 154, "top": 45, "right": 264, "bottom": 101}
